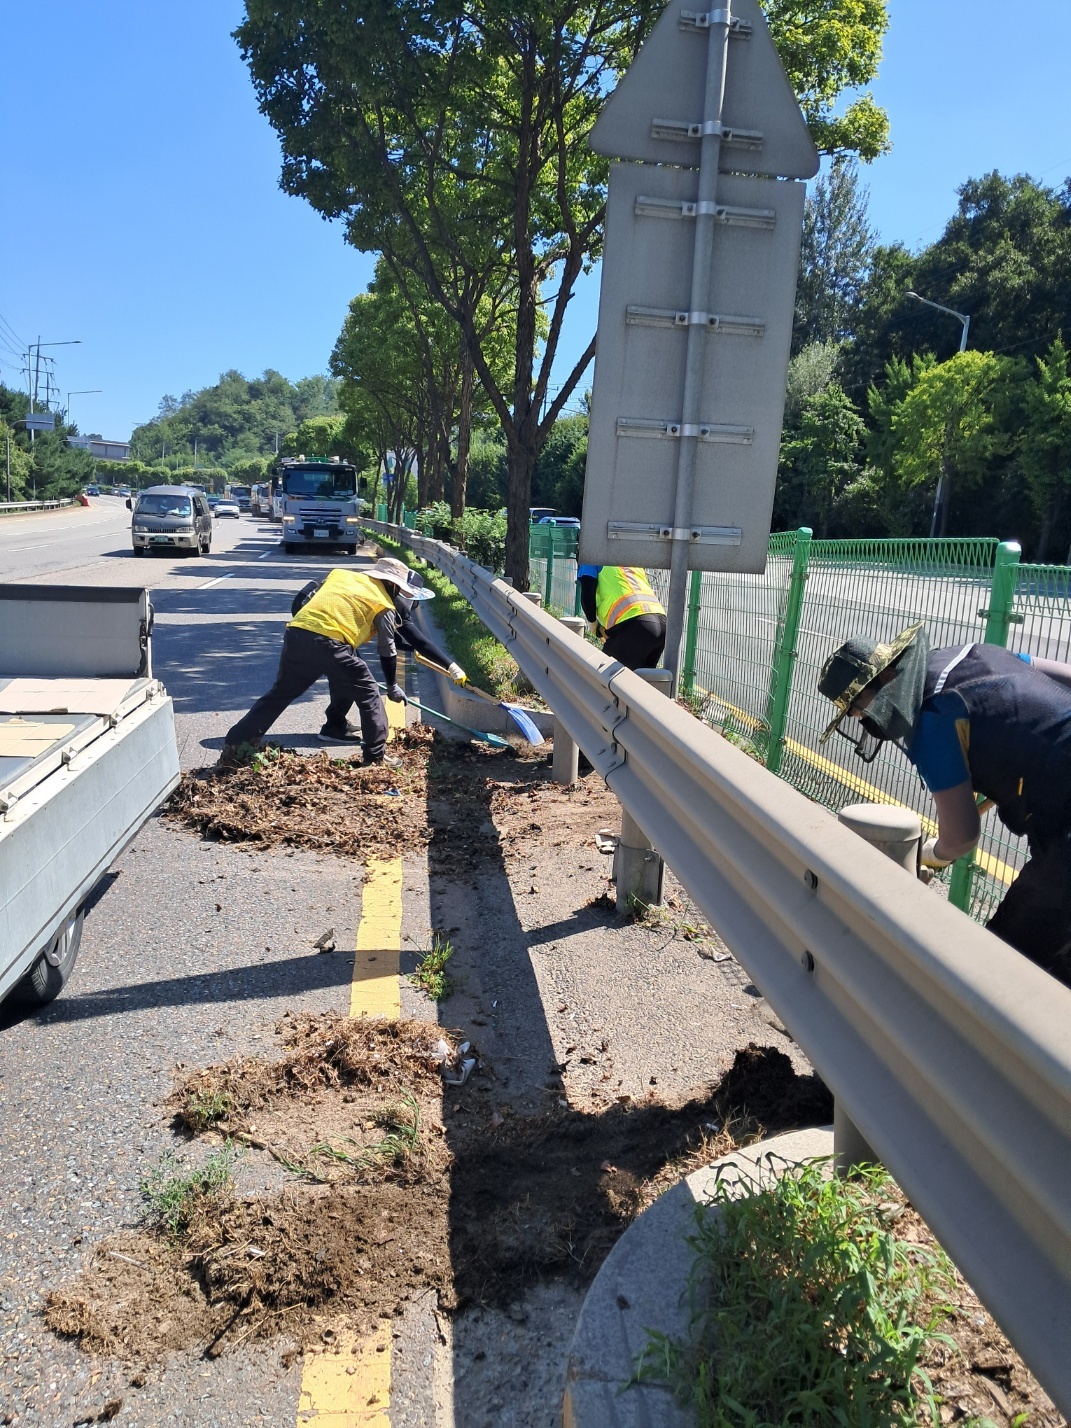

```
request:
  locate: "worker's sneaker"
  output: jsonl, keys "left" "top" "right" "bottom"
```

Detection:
{"left": 318, "top": 721, "right": 362, "bottom": 745}
{"left": 365, "top": 752, "right": 402, "bottom": 770}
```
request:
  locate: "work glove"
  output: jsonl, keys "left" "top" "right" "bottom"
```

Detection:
{"left": 447, "top": 662, "right": 468, "bottom": 686}
{"left": 920, "top": 837, "right": 953, "bottom": 869}
{"left": 387, "top": 683, "right": 408, "bottom": 704}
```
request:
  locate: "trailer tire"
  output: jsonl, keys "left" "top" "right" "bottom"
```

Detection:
{"left": 9, "top": 908, "right": 84, "bottom": 1010}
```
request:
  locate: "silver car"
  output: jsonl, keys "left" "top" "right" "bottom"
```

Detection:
{"left": 129, "top": 485, "right": 213, "bottom": 556}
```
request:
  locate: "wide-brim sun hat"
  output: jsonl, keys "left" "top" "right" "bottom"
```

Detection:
{"left": 817, "top": 621, "right": 924, "bottom": 744}
{"left": 366, "top": 556, "right": 435, "bottom": 600}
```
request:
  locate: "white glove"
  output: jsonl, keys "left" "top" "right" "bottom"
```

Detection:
{"left": 586, "top": 621, "right": 598, "bottom": 639}
{"left": 447, "top": 662, "right": 468, "bottom": 686}
{"left": 920, "top": 837, "right": 953, "bottom": 869}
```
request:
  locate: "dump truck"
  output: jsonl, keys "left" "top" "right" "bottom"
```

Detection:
{"left": 0, "top": 586, "right": 180, "bottom": 1009}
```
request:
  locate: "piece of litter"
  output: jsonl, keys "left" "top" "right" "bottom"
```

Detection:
{"left": 432, "top": 1037, "right": 478, "bottom": 1086}
{"left": 314, "top": 928, "right": 336, "bottom": 953}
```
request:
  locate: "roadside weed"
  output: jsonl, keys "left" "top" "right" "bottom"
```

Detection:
{"left": 139, "top": 1142, "right": 239, "bottom": 1236}
{"left": 181, "top": 1087, "right": 234, "bottom": 1132}
{"left": 410, "top": 934, "right": 454, "bottom": 1002}
{"left": 310, "top": 1090, "right": 422, "bottom": 1174}
{"left": 634, "top": 1159, "right": 957, "bottom": 1426}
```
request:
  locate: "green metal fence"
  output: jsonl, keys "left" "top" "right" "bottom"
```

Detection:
{"left": 669, "top": 530, "right": 1071, "bottom": 927}
{"left": 528, "top": 523, "right": 582, "bottom": 615}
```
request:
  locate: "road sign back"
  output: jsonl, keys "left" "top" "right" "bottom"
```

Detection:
{"left": 590, "top": 0, "right": 818, "bottom": 179}
{"left": 579, "top": 162, "right": 805, "bottom": 572}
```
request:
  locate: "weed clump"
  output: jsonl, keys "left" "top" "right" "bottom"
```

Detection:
{"left": 636, "top": 1159, "right": 956, "bottom": 1426}
{"left": 139, "top": 1143, "right": 239, "bottom": 1236}
{"left": 410, "top": 935, "right": 454, "bottom": 1002}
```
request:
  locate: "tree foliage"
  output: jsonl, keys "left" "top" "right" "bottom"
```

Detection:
{"left": 235, "top": 0, "right": 890, "bottom": 586}
{"left": 129, "top": 370, "right": 339, "bottom": 469}
{"left": 794, "top": 158, "right": 876, "bottom": 351}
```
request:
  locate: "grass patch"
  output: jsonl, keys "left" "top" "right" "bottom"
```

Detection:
{"left": 410, "top": 934, "right": 454, "bottom": 1002}
{"left": 310, "top": 1090, "right": 423, "bottom": 1176}
{"left": 635, "top": 1159, "right": 956, "bottom": 1426}
{"left": 367, "top": 530, "right": 528, "bottom": 701}
{"left": 139, "top": 1143, "right": 239, "bottom": 1236}
{"left": 182, "top": 1088, "right": 235, "bottom": 1133}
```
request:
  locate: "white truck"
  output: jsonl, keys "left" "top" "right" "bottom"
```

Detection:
{"left": 0, "top": 586, "right": 180, "bottom": 1009}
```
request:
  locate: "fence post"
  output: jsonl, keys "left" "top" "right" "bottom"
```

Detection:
{"left": 983, "top": 540, "right": 1022, "bottom": 648}
{"left": 949, "top": 541, "right": 1022, "bottom": 913}
{"left": 545, "top": 533, "right": 555, "bottom": 607}
{"left": 681, "top": 570, "right": 703, "bottom": 694}
{"left": 764, "top": 528, "right": 812, "bottom": 776}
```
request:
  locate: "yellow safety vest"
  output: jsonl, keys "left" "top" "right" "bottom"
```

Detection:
{"left": 289, "top": 569, "right": 395, "bottom": 648}
{"left": 596, "top": 566, "right": 665, "bottom": 630}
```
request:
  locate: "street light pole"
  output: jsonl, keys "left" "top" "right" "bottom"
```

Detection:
{"left": 906, "top": 290, "right": 970, "bottom": 353}
{"left": 66, "top": 389, "right": 102, "bottom": 431}
{"left": 906, "top": 292, "right": 971, "bottom": 536}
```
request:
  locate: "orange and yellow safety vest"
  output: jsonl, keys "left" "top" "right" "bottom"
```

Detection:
{"left": 595, "top": 566, "right": 665, "bottom": 630}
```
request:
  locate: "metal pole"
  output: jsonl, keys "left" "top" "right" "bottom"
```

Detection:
{"left": 765, "top": 527, "right": 812, "bottom": 773}
{"left": 553, "top": 615, "right": 587, "bottom": 785}
{"left": 662, "top": 4, "right": 732, "bottom": 689}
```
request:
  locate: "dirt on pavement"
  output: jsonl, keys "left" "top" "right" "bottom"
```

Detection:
{"left": 44, "top": 1020, "right": 831, "bottom": 1368}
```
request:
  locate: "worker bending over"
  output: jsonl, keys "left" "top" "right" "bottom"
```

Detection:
{"left": 818, "top": 622, "right": 1071, "bottom": 985}
{"left": 225, "top": 557, "right": 464, "bottom": 765}
{"left": 576, "top": 564, "right": 667, "bottom": 671}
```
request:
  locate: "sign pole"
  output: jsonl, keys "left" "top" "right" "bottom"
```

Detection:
{"left": 663, "top": 4, "right": 732, "bottom": 686}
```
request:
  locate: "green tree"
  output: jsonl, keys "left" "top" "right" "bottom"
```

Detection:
{"left": 1020, "top": 337, "right": 1071, "bottom": 561}
{"left": 890, "top": 350, "right": 1015, "bottom": 536}
{"left": 794, "top": 157, "right": 876, "bottom": 351}
{"left": 775, "top": 383, "right": 865, "bottom": 535}
{"left": 235, "top": 0, "right": 889, "bottom": 587}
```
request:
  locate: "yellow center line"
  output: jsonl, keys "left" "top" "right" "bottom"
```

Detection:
{"left": 297, "top": 1323, "right": 392, "bottom": 1425}
{"left": 692, "top": 684, "right": 1017, "bottom": 888}
{"left": 350, "top": 856, "right": 403, "bottom": 1019}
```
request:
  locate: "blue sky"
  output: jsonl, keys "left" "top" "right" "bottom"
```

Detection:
{"left": 1, "top": 1, "right": 1069, "bottom": 443}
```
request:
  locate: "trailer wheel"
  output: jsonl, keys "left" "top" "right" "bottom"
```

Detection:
{"left": 9, "top": 908, "right": 85, "bottom": 1010}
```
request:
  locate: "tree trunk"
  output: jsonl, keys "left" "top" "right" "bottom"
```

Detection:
{"left": 452, "top": 347, "right": 474, "bottom": 520}
{"left": 1037, "top": 486, "right": 1061, "bottom": 562}
{"left": 505, "top": 430, "right": 535, "bottom": 591}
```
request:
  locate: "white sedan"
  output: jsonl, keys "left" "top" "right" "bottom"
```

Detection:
{"left": 214, "top": 499, "right": 241, "bottom": 519}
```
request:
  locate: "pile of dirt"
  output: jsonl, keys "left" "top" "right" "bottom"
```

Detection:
{"left": 45, "top": 1027, "right": 830, "bottom": 1364}
{"left": 167, "top": 726, "right": 435, "bottom": 858}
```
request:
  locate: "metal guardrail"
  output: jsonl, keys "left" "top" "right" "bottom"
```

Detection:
{"left": 363, "top": 520, "right": 1071, "bottom": 1414}
{"left": 0, "top": 499, "right": 75, "bottom": 514}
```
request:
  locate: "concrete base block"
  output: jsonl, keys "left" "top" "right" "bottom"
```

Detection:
{"left": 563, "top": 1127, "right": 834, "bottom": 1427}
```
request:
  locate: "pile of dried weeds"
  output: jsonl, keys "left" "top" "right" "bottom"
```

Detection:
{"left": 168, "top": 726, "right": 436, "bottom": 859}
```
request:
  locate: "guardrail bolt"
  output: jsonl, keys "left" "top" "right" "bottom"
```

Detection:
{"left": 800, "top": 950, "right": 814, "bottom": 972}
{"left": 804, "top": 869, "right": 818, "bottom": 890}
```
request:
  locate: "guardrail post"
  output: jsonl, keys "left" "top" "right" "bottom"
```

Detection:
{"left": 764, "top": 528, "right": 812, "bottom": 775}
{"left": 553, "top": 616, "right": 586, "bottom": 785}
{"left": 520, "top": 590, "right": 542, "bottom": 607}
{"left": 614, "top": 669, "right": 671, "bottom": 912}
{"left": 681, "top": 570, "right": 703, "bottom": 694}
{"left": 982, "top": 540, "right": 1021, "bottom": 648}
{"left": 834, "top": 803, "right": 922, "bottom": 1175}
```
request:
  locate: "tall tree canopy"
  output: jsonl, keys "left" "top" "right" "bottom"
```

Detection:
{"left": 235, "top": 0, "right": 890, "bottom": 586}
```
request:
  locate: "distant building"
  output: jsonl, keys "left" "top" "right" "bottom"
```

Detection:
{"left": 68, "top": 437, "right": 130, "bottom": 461}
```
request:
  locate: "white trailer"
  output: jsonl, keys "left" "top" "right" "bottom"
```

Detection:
{"left": 0, "top": 586, "right": 180, "bottom": 1009}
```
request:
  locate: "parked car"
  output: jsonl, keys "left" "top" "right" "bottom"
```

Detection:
{"left": 538, "top": 515, "right": 581, "bottom": 528}
{"left": 128, "top": 485, "right": 213, "bottom": 556}
{"left": 214, "top": 499, "right": 240, "bottom": 519}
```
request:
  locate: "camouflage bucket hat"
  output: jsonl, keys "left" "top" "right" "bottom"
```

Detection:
{"left": 818, "top": 622, "right": 925, "bottom": 744}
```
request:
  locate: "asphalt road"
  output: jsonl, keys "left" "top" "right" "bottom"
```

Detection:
{"left": 0, "top": 503, "right": 803, "bottom": 1426}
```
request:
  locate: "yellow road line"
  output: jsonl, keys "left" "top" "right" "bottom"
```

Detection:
{"left": 350, "top": 857, "right": 403, "bottom": 1019}
{"left": 297, "top": 1323, "right": 392, "bottom": 1425}
{"left": 692, "top": 683, "right": 1018, "bottom": 888}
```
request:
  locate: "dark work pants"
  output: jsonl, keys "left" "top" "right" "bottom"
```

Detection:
{"left": 987, "top": 829, "right": 1071, "bottom": 988}
{"left": 603, "top": 614, "right": 667, "bottom": 672}
{"left": 225, "top": 626, "right": 388, "bottom": 760}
